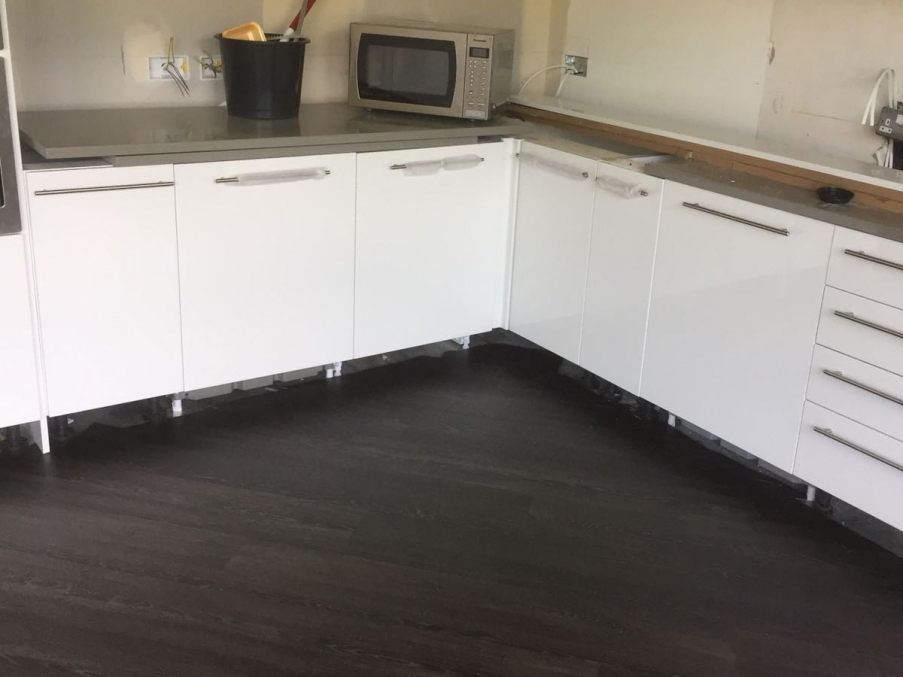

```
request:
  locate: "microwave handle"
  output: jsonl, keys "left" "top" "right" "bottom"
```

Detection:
{"left": 0, "top": 58, "right": 22, "bottom": 236}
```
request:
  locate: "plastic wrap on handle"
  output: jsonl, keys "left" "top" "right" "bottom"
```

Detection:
{"left": 596, "top": 175, "right": 648, "bottom": 199}
{"left": 217, "top": 168, "right": 330, "bottom": 185}
{"left": 441, "top": 154, "right": 485, "bottom": 171}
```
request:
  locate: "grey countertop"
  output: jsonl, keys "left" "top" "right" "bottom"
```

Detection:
{"left": 645, "top": 160, "right": 903, "bottom": 244}
{"left": 19, "top": 102, "right": 532, "bottom": 164}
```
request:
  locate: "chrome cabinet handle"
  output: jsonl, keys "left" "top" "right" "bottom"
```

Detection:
{"left": 216, "top": 168, "right": 330, "bottom": 185}
{"left": 517, "top": 152, "right": 590, "bottom": 181}
{"left": 834, "top": 311, "right": 903, "bottom": 340}
{"left": 844, "top": 249, "right": 903, "bottom": 273}
{"left": 682, "top": 202, "right": 790, "bottom": 236}
{"left": 823, "top": 369, "right": 903, "bottom": 407}
{"left": 814, "top": 427, "right": 903, "bottom": 473}
{"left": 34, "top": 181, "right": 176, "bottom": 196}
{"left": 390, "top": 155, "right": 484, "bottom": 172}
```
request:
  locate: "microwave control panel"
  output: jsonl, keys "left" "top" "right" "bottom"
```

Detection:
{"left": 464, "top": 35, "right": 493, "bottom": 120}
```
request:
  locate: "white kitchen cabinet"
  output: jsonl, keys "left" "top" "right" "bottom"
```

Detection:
{"left": 355, "top": 142, "right": 513, "bottom": 359}
{"left": 641, "top": 182, "right": 834, "bottom": 472}
{"left": 27, "top": 166, "right": 183, "bottom": 416}
{"left": 509, "top": 143, "right": 597, "bottom": 363}
{"left": 579, "top": 163, "right": 663, "bottom": 394}
{"left": 175, "top": 155, "right": 356, "bottom": 391}
{"left": 0, "top": 235, "right": 41, "bottom": 428}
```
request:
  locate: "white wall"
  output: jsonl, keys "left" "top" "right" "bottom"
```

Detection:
{"left": 560, "top": 0, "right": 775, "bottom": 138}
{"left": 8, "top": 0, "right": 566, "bottom": 110}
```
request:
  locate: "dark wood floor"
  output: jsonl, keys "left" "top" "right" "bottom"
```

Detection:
{"left": 1, "top": 345, "right": 902, "bottom": 677}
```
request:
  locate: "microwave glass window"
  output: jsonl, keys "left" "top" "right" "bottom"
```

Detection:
{"left": 358, "top": 34, "right": 457, "bottom": 107}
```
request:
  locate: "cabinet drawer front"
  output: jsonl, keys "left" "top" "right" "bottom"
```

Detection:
{"left": 808, "top": 345, "right": 903, "bottom": 442}
{"left": 0, "top": 236, "right": 41, "bottom": 428}
{"left": 828, "top": 228, "right": 903, "bottom": 311}
{"left": 642, "top": 181, "right": 833, "bottom": 472}
{"left": 355, "top": 142, "right": 512, "bottom": 359}
{"left": 510, "top": 143, "right": 598, "bottom": 363}
{"left": 818, "top": 287, "right": 903, "bottom": 377}
{"left": 27, "top": 167, "right": 183, "bottom": 416}
{"left": 175, "top": 154, "right": 356, "bottom": 391}
{"left": 27, "top": 165, "right": 174, "bottom": 194}
{"left": 579, "top": 162, "right": 663, "bottom": 394}
{"left": 796, "top": 403, "right": 903, "bottom": 532}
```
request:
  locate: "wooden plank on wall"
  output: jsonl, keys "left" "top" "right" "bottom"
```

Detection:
{"left": 504, "top": 103, "right": 903, "bottom": 215}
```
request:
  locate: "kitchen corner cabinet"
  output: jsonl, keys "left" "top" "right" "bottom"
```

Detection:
{"left": 175, "top": 155, "right": 356, "bottom": 392}
{"left": 509, "top": 143, "right": 597, "bottom": 363}
{"left": 579, "top": 164, "right": 663, "bottom": 395}
{"left": 641, "top": 183, "right": 834, "bottom": 471}
{"left": 27, "top": 166, "right": 184, "bottom": 416}
{"left": 0, "top": 235, "right": 41, "bottom": 428}
{"left": 354, "top": 142, "right": 512, "bottom": 359}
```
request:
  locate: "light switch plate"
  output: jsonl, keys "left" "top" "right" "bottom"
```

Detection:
{"left": 565, "top": 55, "right": 589, "bottom": 77}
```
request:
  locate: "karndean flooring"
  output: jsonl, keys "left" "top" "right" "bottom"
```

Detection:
{"left": 0, "top": 344, "right": 901, "bottom": 677}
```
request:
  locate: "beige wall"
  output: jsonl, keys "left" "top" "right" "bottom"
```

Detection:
{"left": 558, "top": 0, "right": 903, "bottom": 164}
{"left": 560, "top": 0, "right": 775, "bottom": 137}
{"left": 757, "top": 0, "right": 903, "bottom": 163}
{"left": 9, "top": 0, "right": 566, "bottom": 110}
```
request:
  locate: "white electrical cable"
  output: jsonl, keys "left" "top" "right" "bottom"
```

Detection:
{"left": 861, "top": 68, "right": 898, "bottom": 168}
{"left": 554, "top": 72, "right": 571, "bottom": 99}
{"left": 517, "top": 65, "right": 569, "bottom": 97}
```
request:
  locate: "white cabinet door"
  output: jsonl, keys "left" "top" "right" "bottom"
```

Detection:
{"left": 641, "top": 182, "right": 834, "bottom": 471}
{"left": 28, "top": 166, "right": 183, "bottom": 416}
{"left": 509, "top": 143, "right": 597, "bottom": 363}
{"left": 0, "top": 235, "right": 41, "bottom": 428}
{"left": 579, "top": 163, "right": 663, "bottom": 394}
{"left": 175, "top": 155, "right": 356, "bottom": 391}
{"left": 355, "top": 142, "right": 512, "bottom": 359}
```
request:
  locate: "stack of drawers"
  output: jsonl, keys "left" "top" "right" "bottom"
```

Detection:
{"left": 795, "top": 228, "right": 903, "bottom": 530}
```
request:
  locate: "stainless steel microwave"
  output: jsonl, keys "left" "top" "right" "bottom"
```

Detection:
{"left": 349, "top": 21, "right": 515, "bottom": 121}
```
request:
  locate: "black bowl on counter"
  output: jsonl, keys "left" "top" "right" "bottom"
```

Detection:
{"left": 817, "top": 186, "right": 854, "bottom": 205}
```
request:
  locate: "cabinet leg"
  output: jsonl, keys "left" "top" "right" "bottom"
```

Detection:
{"left": 806, "top": 485, "right": 818, "bottom": 504}
{"left": 171, "top": 396, "right": 184, "bottom": 418}
{"left": 453, "top": 336, "right": 471, "bottom": 350}
{"left": 326, "top": 362, "right": 343, "bottom": 379}
{"left": 667, "top": 413, "right": 678, "bottom": 428}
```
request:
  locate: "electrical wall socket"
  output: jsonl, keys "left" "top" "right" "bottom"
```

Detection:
{"left": 199, "top": 56, "right": 222, "bottom": 81}
{"left": 148, "top": 56, "right": 189, "bottom": 81}
{"left": 565, "top": 55, "right": 589, "bottom": 77}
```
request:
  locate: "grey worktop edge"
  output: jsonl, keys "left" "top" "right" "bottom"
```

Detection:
{"left": 647, "top": 161, "right": 903, "bottom": 245}
{"left": 22, "top": 120, "right": 532, "bottom": 161}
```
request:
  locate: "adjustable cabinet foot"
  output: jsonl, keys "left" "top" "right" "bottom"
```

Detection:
{"left": 326, "top": 362, "right": 343, "bottom": 379}
{"left": 453, "top": 336, "right": 471, "bottom": 350}
{"left": 171, "top": 396, "right": 184, "bottom": 418}
{"left": 806, "top": 485, "right": 818, "bottom": 504}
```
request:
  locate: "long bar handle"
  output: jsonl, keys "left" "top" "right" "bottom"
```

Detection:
{"left": 35, "top": 181, "right": 175, "bottom": 196}
{"left": 390, "top": 155, "right": 484, "bottom": 172}
{"left": 682, "top": 202, "right": 790, "bottom": 236}
{"left": 814, "top": 427, "right": 903, "bottom": 473}
{"left": 844, "top": 249, "right": 903, "bottom": 273}
{"left": 823, "top": 369, "right": 903, "bottom": 407}
{"left": 517, "top": 152, "right": 590, "bottom": 181}
{"left": 216, "top": 168, "right": 330, "bottom": 185}
{"left": 834, "top": 310, "right": 903, "bottom": 341}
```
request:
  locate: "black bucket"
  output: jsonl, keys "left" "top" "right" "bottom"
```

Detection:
{"left": 217, "top": 34, "right": 310, "bottom": 120}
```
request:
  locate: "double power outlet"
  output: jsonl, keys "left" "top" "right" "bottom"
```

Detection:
{"left": 148, "top": 55, "right": 223, "bottom": 82}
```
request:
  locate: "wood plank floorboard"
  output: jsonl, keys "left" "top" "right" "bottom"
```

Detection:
{"left": 0, "top": 344, "right": 901, "bottom": 676}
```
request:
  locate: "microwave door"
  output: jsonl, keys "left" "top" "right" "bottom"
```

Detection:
{"left": 352, "top": 30, "right": 466, "bottom": 118}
